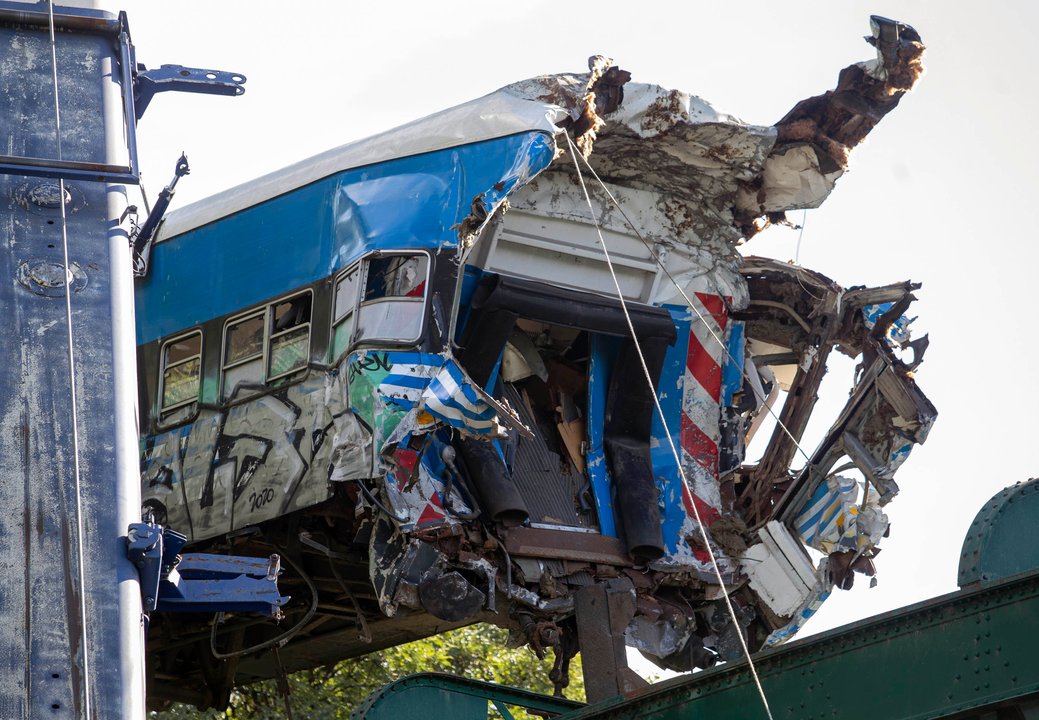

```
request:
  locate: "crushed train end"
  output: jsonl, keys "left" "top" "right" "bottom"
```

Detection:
{"left": 136, "top": 17, "right": 931, "bottom": 708}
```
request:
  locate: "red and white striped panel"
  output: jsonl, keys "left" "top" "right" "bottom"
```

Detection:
{"left": 679, "top": 292, "right": 728, "bottom": 559}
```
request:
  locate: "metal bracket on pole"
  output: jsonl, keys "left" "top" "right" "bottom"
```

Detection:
{"left": 134, "top": 64, "right": 246, "bottom": 120}
{"left": 126, "top": 522, "right": 286, "bottom": 616}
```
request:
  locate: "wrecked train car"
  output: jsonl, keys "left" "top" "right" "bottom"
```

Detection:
{"left": 136, "top": 17, "right": 933, "bottom": 708}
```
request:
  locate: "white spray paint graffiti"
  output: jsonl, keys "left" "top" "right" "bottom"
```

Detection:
{"left": 142, "top": 368, "right": 372, "bottom": 541}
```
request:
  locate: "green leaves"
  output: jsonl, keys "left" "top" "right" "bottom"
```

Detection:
{"left": 152, "top": 623, "right": 584, "bottom": 719}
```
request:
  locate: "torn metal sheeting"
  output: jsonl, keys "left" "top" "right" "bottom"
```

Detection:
{"left": 742, "top": 522, "right": 817, "bottom": 618}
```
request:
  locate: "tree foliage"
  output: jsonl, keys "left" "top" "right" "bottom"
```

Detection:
{"left": 153, "top": 623, "right": 584, "bottom": 719}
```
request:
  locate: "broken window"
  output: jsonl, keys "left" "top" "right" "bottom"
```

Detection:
{"left": 159, "top": 330, "right": 202, "bottom": 414}
{"left": 221, "top": 291, "right": 313, "bottom": 402}
{"left": 331, "top": 264, "right": 360, "bottom": 360}
{"left": 353, "top": 253, "right": 428, "bottom": 345}
{"left": 269, "top": 293, "right": 312, "bottom": 379}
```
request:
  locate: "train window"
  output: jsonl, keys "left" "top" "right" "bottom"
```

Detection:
{"left": 225, "top": 312, "right": 264, "bottom": 367}
{"left": 331, "top": 264, "right": 360, "bottom": 360}
{"left": 222, "top": 311, "right": 264, "bottom": 402}
{"left": 354, "top": 254, "right": 428, "bottom": 344}
{"left": 221, "top": 292, "right": 313, "bottom": 402}
{"left": 269, "top": 293, "right": 312, "bottom": 379}
{"left": 159, "top": 331, "right": 202, "bottom": 413}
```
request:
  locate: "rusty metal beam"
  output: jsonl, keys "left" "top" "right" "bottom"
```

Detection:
{"left": 574, "top": 581, "right": 647, "bottom": 704}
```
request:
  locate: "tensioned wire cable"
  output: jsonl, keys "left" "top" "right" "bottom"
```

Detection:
{"left": 565, "top": 130, "right": 775, "bottom": 720}
{"left": 47, "top": 3, "right": 93, "bottom": 717}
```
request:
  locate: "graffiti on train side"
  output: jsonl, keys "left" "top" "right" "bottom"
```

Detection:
{"left": 348, "top": 352, "right": 393, "bottom": 381}
{"left": 142, "top": 369, "right": 372, "bottom": 541}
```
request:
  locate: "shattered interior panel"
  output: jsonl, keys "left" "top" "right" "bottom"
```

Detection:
{"left": 135, "top": 16, "right": 931, "bottom": 710}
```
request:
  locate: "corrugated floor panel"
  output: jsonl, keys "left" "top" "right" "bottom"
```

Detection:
{"left": 503, "top": 383, "right": 597, "bottom": 529}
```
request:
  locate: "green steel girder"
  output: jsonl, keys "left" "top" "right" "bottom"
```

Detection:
{"left": 558, "top": 571, "right": 1039, "bottom": 720}
{"left": 349, "top": 672, "right": 583, "bottom": 720}
{"left": 351, "top": 570, "right": 1039, "bottom": 720}
{"left": 959, "top": 478, "right": 1039, "bottom": 587}
{"left": 352, "top": 573, "right": 1039, "bottom": 720}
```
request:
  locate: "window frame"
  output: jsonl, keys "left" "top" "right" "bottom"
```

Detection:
{"left": 267, "top": 293, "right": 314, "bottom": 382}
{"left": 158, "top": 329, "right": 203, "bottom": 415}
{"left": 330, "top": 250, "right": 431, "bottom": 359}
{"left": 222, "top": 309, "right": 265, "bottom": 372}
{"left": 219, "top": 289, "right": 314, "bottom": 402}
{"left": 330, "top": 262, "right": 362, "bottom": 362}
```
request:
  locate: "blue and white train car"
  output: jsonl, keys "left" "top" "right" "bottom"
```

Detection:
{"left": 136, "top": 29, "right": 936, "bottom": 707}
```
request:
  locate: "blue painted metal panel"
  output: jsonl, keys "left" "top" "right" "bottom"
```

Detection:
{"left": 586, "top": 335, "right": 620, "bottom": 538}
{"left": 454, "top": 265, "right": 486, "bottom": 343}
{"left": 720, "top": 321, "right": 744, "bottom": 407}
{"left": 654, "top": 306, "right": 691, "bottom": 555}
{"left": 862, "top": 301, "right": 912, "bottom": 346}
{"left": 136, "top": 131, "right": 555, "bottom": 344}
{"left": 127, "top": 524, "right": 286, "bottom": 615}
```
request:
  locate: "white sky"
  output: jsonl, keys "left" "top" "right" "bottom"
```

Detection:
{"left": 114, "top": 0, "right": 1039, "bottom": 653}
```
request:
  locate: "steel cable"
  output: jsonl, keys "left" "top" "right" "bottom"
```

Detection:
{"left": 565, "top": 131, "right": 776, "bottom": 720}
{"left": 46, "top": 4, "right": 93, "bottom": 717}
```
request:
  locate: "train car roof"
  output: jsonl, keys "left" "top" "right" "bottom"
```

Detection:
{"left": 155, "top": 85, "right": 569, "bottom": 243}
{"left": 158, "top": 22, "right": 924, "bottom": 252}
